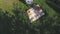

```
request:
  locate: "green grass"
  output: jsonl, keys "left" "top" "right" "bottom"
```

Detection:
{"left": 18, "top": 0, "right": 57, "bottom": 23}
{"left": 0, "top": 0, "right": 57, "bottom": 21}
{"left": 18, "top": 1, "right": 28, "bottom": 10}
{"left": 0, "top": 0, "right": 19, "bottom": 16}
{"left": 33, "top": 0, "right": 56, "bottom": 17}
{"left": 0, "top": 0, "right": 18, "bottom": 11}
{"left": 19, "top": 0, "right": 56, "bottom": 17}
{"left": 0, "top": 0, "right": 56, "bottom": 17}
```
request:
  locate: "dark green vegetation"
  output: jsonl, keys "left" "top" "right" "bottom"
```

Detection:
{"left": 0, "top": 0, "right": 60, "bottom": 34}
{"left": 46, "top": 0, "right": 60, "bottom": 13}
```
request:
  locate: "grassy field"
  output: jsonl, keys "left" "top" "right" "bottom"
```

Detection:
{"left": 19, "top": 0, "right": 56, "bottom": 17}
{"left": 35, "top": 0, "right": 56, "bottom": 17}
{"left": 0, "top": 0, "right": 56, "bottom": 17}
{"left": 0, "top": 0, "right": 57, "bottom": 20}
{"left": 0, "top": 0, "right": 19, "bottom": 16}
{"left": 0, "top": 0, "right": 60, "bottom": 34}
{"left": 0, "top": 0, "right": 18, "bottom": 11}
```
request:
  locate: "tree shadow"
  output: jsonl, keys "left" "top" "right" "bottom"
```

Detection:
{"left": 38, "top": 16, "right": 60, "bottom": 34}
{"left": 0, "top": 10, "right": 13, "bottom": 34}
{"left": 19, "top": 0, "right": 26, "bottom": 4}
{"left": 46, "top": 0, "right": 60, "bottom": 13}
{"left": 19, "top": 0, "right": 28, "bottom": 7}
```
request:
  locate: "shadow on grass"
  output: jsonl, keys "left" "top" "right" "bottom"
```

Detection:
{"left": 0, "top": 8, "right": 31, "bottom": 34}
{"left": 38, "top": 14, "right": 60, "bottom": 34}
{"left": 19, "top": 0, "right": 29, "bottom": 7}
{"left": 19, "top": 0, "right": 26, "bottom": 4}
{"left": 46, "top": 0, "right": 60, "bottom": 13}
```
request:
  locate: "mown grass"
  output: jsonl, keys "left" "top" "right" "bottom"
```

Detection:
{"left": 18, "top": 0, "right": 57, "bottom": 23}
{"left": 0, "top": 0, "right": 57, "bottom": 22}
{"left": 19, "top": 0, "right": 56, "bottom": 17}
{"left": 0, "top": 0, "right": 56, "bottom": 17}
{"left": 33, "top": 0, "right": 56, "bottom": 17}
{"left": 0, "top": 0, "right": 18, "bottom": 10}
{"left": 0, "top": 0, "right": 19, "bottom": 16}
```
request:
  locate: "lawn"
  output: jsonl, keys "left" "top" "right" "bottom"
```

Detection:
{"left": 19, "top": 0, "right": 56, "bottom": 17}
{"left": 0, "top": 0, "right": 19, "bottom": 16}
{"left": 0, "top": 0, "right": 57, "bottom": 22}
{"left": 0, "top": 0, "right": 19, "bottom": 12}
{"left": 0, "top": 0, "right": 56, "bottom": 17}
{"left": 19, "top": 0, "right": 57, "bottom": 23}
{"left": 35, "top": 0, "right": 56, "bottom": 17}
{"left": 0, "top": 0, "right": 60, "bottom": 34}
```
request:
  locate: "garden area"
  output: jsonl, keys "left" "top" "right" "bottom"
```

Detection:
{"left": 0, "top": 0, "right": 60, "bottom": 34}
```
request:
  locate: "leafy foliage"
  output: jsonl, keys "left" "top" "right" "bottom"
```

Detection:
{"left": 0, "top": 0, "right": 60, "bottom": 34}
